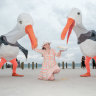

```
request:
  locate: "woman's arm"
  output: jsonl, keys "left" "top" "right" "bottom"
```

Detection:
{"left": 34, "top": 49, "right": 44, "bottom": 54}
{"left": 53, "top": 49, "right": 64, "bottom": 57}
{"left": 56, "top": 50, "right": 64, "bottom": 57}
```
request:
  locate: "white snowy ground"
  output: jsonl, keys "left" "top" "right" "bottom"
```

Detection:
{"left": 0, "top": 68, "right": 96, "bottom": 96}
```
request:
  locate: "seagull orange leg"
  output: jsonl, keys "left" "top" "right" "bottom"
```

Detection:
{"left": 10, "top": 58, "right": 24, "bottom": 77}
{"left": 0, "top": 58, "right": 7, "bottom": 69}
{"left": 80, "top": 56, "right": 91, "bottom": 77}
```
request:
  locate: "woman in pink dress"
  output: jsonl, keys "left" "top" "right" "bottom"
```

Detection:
{"left": 34, "top": 42, "right": 64, "bottom": 81}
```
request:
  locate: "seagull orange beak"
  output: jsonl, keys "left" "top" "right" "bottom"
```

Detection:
{"left": 61, "top": 18, "right": 75, "bottom": 44}
{"left": 25, "top": 25, "right": 38, "bottom": 49}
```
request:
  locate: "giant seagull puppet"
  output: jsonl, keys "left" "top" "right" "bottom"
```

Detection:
{"left": 61, "top": 8, "right": 96, "bottom": 77}
{"left": 0, "top": 13, "right": 37, "bottom": 77}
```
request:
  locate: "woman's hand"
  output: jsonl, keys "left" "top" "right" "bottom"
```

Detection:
{"left": 60, "top": 50, "right": 64, "bottom": 52}
{"left": 56, "top": 50, "right": 63, "bottom": 57}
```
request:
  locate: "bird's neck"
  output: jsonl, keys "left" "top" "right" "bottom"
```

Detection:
{"left": 4, "top": 26, "right": 25, "bottom": 44}
{"left": 73, "top": 24, "right": 88, "bottom": 38}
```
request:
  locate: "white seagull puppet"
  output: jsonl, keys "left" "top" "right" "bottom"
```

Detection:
{"left": 61, "top": 8, "right": 96, "bottom": 77}
{"left": 0, "top": 13, "right": 37, "bottom": 77}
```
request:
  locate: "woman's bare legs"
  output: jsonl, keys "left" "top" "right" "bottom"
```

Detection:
{"left": 48, "top": 74, "right": 55, "bottom": 81}
{"left": 53, "top": 69, "right": 60, "bottom": 74}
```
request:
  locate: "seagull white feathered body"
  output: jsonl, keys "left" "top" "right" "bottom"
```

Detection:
{"left": 0, "top": 27, "right": 21, "bottom": 61}
{"left": 79, "top": 39, "right": 96, "bottom": 57}
{"left": 73, "top": 23, "right": 96, "bottom": 58}
{"left": 0, "top": 44, "right": 19, "bottom": 61}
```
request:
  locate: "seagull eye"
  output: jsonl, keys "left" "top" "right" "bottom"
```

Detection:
{"left": 19, "top": 21, "right": 22, "bottom": 24}
{"left": 77, "top": 12, "right": 80, "bottom": 15}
